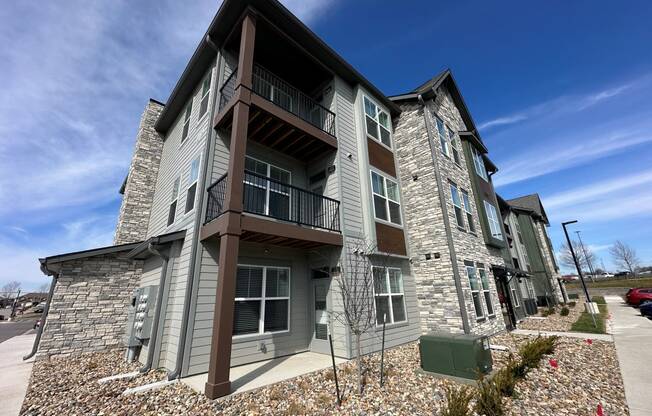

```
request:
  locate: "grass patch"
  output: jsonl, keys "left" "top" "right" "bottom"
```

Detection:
{"left": 566, "top": 277, "right": 652, "bottom": 289}
{"left": 570, "top": 296, "right": 608, "bottom": 334}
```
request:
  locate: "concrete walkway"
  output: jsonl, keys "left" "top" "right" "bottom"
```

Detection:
{"left": 183, "top": 351, "right": 346, "bottom": 396}
{"left": 512, "top": 328, "right": 613, "bottom": 341}
{"left": 605, "top": 295, "right": 652, "bottom": 416}
{"left": 0, "top": 331, "right": 36, "bottom": 416}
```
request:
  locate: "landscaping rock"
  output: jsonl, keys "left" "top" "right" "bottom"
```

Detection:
{"left": 518, "top": 305, "right": 584, "bottom": 332}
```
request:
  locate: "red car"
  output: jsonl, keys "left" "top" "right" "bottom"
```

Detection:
{"left": 626, "top": 288, "right": 652, "bottom": 306}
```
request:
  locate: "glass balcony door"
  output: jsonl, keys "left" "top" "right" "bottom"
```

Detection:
{"left": 244, "top": 156, "right": 291, "bottom": 221}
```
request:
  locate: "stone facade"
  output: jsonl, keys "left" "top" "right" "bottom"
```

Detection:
{"left": 534, "top": 219, "right": 563, "bottom": 303}
{"left": 393, "top": 85, "right": 506, "bottom": 337}
{"left": 114, "top": 99, "right": 165, "bottom": 245}
{"left": 37, "top": 254, "right": 142, "bottom": 359}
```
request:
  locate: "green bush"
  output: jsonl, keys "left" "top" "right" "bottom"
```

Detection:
{"left": 541, "top": 307, "right": 556, "bottom": 317}
{"left": 493, "top": 364, "right": 517, "bottom": 397}
{"left": 568, "top": 301, "right": 577, "bottom": 307}
{"left": 440, "top": 385, "right": 473, "bottom": 416}
{"left": 560, "top": 307, "right": 570, "bottom": 316}
{"left": 474, "top": 375, "right": 504, "bottom": 416}
{"left": 518, "top": 336, "right": 558, "bottom": 369}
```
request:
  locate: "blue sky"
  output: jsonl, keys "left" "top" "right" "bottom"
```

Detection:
{"left": 2, "top": 0, "right": 651, "bottom": 290}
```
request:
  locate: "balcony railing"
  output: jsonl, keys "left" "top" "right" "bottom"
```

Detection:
{"left": 217, "top": 64, "right": 336, "bottom": 137}
{"left": 205, "top": 172, "right": 341, "bottom": 233}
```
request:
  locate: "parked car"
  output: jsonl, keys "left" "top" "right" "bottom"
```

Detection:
{"left": 32, "top": 303, "right": 45, "bottom": 313}
{"left": 640, "top": 302, "right": 652, "bottom": 318}
{"left": 626, "top": 288, "right": 652, "bottom": 306}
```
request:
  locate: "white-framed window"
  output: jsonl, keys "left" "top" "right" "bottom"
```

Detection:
{"left": 461, "top": 190, "right": 475, "bottom": 233}
{"left": 363, "top": 96, "right": 392, "bottom": 147}
{"left": 471, "top": 146, "right": 489, "bottom": 181}
{"left": 448, "top": 127, "right": 461, "bottom": 165}
{"left": 181, "top": 102, "right": 192, "bottom": 143}
{"left": 184, "top": 156, "right": 200, "bottom": 213}
{"left": 372, "top": 266, "right": 407, "bottom": 325}
{"left": 198, "top": 74, "right": 211, "bottom": 118}
{"left": 435, "top": 116, "right": 449, "bottom": 157}
{"left": 478, "top": 266, "right": 495, "bottom": 316}
{"left": 371, "top": 171, "right": 401, "bottom": 225}
{"left": 450, "top": 182, "right": 465, "bottom": 228}
{"left": 167, "top": 176, "right": 180, "bottom": 226}
{"left": 233, "top": 265, "right": 290, "bottom": 336}
{"left": 466, "top": 263, "right": 484, "bottom": 319}
{"left": 244, "top": 156, "right": 291, "bottom": 220}
{"left": 484, "top": 200, "right": 503, "bottom": 240}
{"left": 511, "top": 285, "right": 520, "bottom": 307}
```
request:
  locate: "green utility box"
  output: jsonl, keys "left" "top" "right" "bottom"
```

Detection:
{"left": 419, "top": 332, "right": 493, "bottom": 379}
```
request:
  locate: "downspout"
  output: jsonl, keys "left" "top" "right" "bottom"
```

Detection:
{"left": 167, "top": 34, "right": 221, "bottom": 380}
{"left": 139, "top": 242, "right": 169, "bottom": 373}
{"left": 23, "top": 262, "right": 58, "bottom": 360}
{"left": 418, "top": 94, "right": 471, "bottom": 334}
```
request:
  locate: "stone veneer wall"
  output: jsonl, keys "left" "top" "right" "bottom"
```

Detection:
{"left": 393, "top": 85, "right": 506, "bottom": 337}
{"left": 534, "top": 220, "right": 563, "bottom": 303}
{"left": 114, "top": 99, "right": 165, "bottom": 245}
{"left": 37, "top": 254, "right": 142, "bottom": 359}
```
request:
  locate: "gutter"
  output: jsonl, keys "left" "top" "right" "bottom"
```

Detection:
{"left": 167, "top": 35, "right": 221, "bottom": 381}
{"left": 139, "top": 242, "right": 169, "bottom": 373}
{"left": 418, "top": 94, "right": 471, "bottom": 334}
{"left": 23, "top": 261, "right": 59, "bottom": 360}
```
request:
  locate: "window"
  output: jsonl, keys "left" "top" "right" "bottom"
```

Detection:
{"left": 364, "top": 96, "right": 391, "bottom": 147}
{"left": 466, "top": 263, "right": 484, "bottom": 319}
{"left": 450, "top": 183, "right": 464, "bottom": 228}
{"left": 167, "top": 176, "right": 180, "bottom": 226}
{"left": 448, "top": 127, "right": 461, "bottom": 165}
{"left": 435, "top": 116, "right": 449, "bottom": 157}
{"left": 199, "top": 75, "right": 211, "bottom": 118}
{"left": 471, "top": 146, "right": 489, "bottom": 181}
{"left": 511, "top": 286, "right": 520, "bottom": 307}
{"left": 373, "top": 267, "right": 406, "bottom": 324}
{"left": 461, "top": 190, "right": 475, "bottom": 233}
{"left": 478, "top": 266, "right": 494, "bottom": 316}
{"left": 484, "top": 201, "right": 503, "bottom": 240}
{"left": 181, "top": 102, "right": 192, "bottom": 143}
{"left": 244, "top": 156, "right": 291, "bottom": 220}
{"left": 184, "top": 157, "right": 200, "bottom": 213}
{"left": 371, "top": 171, "right": 401, "bottom": 225}
{"left": 233, "top": 265, "right": 290, "bottom": 336}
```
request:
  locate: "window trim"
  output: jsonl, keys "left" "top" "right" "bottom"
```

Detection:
{"left": 461, "top": 190, "right": 475, "bottom": 233}
{"left": 372, "top": 266, "right": 408, "bottom": 326}
{"left": 233, "top": 264, "right": 291, "bottom": 339}
{"left": 184, "top": 155, "right": 201, "bottom": 214}
{"left": 370, "top": 169, "right": 402, "bottom": 227}
{"left": 167, "top": 176, "right": 181, "bottom": 226}
{"left": 471, "top": 146, "right": 489, "bottom": 181}
{"left": 478, "top": 266, "right": 495, "bottom": 317}
{"left": 449, "top": 182, "right": 465, "bottom": 229}
{"left": 466, "top": 264, "right": 485, "bottom": 320}
{"left": 434, "top": 115, "right": 449, "bottom": 158}
{"left": 363, "top": 95, "right": 392, "bottom": 149}
{"left": 484, "top": 200, "right": 503, "bottom": 240}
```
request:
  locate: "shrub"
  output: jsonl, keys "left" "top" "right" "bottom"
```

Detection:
{"left": 285, "top": 401, "right": 307, "bottom": 415}
{"left": 560, "top": 307, "right": 570, "bottom": 316}
{"left": 568, "top": 301, "right": 577, "bottom": 307}
{"left": 493, "top": 365, "right": 517, "bottom": 397}
{"left": 440, "top": 385, "right": 473, "bottom": 416}
{"left": 541, "top": 307, "right": 556, "bottom": 317}
{"left": 474, "top": 375, "right": 504, "bottom": 416}
{"left": 518, "top": 336, "right": 558, "bottom": 369}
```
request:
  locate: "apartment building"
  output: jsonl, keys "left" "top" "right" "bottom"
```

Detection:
{"left": 34, "top": 0, "right": 562, "bottom": 400}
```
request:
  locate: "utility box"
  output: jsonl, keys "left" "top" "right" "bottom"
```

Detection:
{"left": 124, "top": 286, "right": 158, "bottom": 348}
{"left": 419, "top": 332, "right": 493, "bottom": 379}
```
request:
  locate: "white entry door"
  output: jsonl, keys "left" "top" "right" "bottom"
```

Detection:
{"left": 310, "top": 278, "right": 331, "bottom": 354}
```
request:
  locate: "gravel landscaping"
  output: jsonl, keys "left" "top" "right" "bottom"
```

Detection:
{"left": 518, "top": 304, "right": 584, "bottom": 332}
{"left": 21, "top": 334, "right": 629, "bottom": 415}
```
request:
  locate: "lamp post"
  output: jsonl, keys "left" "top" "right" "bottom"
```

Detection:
{"left": 562, "top": 221, "right": 597, "bottom": 326}
{"left": 575, "top": 230, "right": 596, "bottom": 282}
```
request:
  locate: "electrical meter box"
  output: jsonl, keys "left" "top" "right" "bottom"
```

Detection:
{"left": 124, "top": 286, "right": 158, "bottom": 348}
{"left": 419, "top": 332, "right": 493, "bottom": 379}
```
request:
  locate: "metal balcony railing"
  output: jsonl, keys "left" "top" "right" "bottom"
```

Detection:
{"left": 217, "top": 64, "right": 336, "bottom": 137}
{"left": 205, "top": 172, "right": 341, "bottom": 233}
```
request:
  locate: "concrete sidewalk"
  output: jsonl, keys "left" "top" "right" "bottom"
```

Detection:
{"left": 512, "top": 328, "right": 613, "bottom": 341}
{"left": 0, "top": 331, "right": 36, "bottom": 416}
{"left": 605, "top": 295, "right": 652, "bottom": 416}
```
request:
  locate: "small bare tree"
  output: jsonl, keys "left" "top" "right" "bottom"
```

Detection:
{"left": 38, "top": 283, "right": 50, "bottom": 293}
{"left": 333, "top": 239, "right": 379, "bottom": 395}
{"left": 1, "top": 280, "right": 21, "bottom": 297}
{"left": 610, "top": 240, "right": 640, "bottom": 276}
{"left": 559, "top": 240, "right": 596, "bottom": 274}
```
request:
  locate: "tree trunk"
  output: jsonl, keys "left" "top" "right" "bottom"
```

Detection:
{"left": 356, "top": 333, "right": 362, "bottom": 395}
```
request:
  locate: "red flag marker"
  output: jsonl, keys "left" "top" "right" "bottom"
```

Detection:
{"left": 549, "top": 359, "right": 558, "bottom": 368}
{"left": 586, "top": 339, "right": 593, "bottom": 345}
{"left": 596, "top": 403, "right": 604, "bottom": 416}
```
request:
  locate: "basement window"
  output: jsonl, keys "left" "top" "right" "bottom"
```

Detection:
{"left": 184, "top": 156, "right": 200, "bottom": 213}
{"left": 167, "top": 176, "right": 180, "bottom": 226}
{"left": 233, "top": 265, "right": 290, "bottom": 336}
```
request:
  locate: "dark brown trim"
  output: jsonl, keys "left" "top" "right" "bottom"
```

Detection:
{"left": 241, "top": 215, "right": 342, "bottom": 246}
{"left": 367, "top": 137, "right": 396, "bottom": 177}
{"left": 375, "top": 222, "right": 406, "bottom": 256}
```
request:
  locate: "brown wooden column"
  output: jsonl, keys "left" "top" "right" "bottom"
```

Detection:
{"left": 205, "top": 13, "right": 256, "bottom": 400}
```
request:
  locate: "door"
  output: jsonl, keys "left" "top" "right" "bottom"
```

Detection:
{"left": 310, "top": 278, "right": 331, "bottom": 354}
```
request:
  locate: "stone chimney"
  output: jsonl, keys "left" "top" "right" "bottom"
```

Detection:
{"left": 114, "top": 99, "right": 165, "bottom": 245}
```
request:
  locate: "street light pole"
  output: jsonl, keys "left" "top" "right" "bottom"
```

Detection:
{"left": 575, "top": 231, "right": 596, "bottom": 282}
{"left": 562, "top": 221, "right": 592, "bottom": 304}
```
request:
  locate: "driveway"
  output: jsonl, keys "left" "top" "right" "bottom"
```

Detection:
{"left": 605, "top": 295, "right": 652, "bottom": 416}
